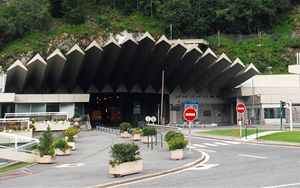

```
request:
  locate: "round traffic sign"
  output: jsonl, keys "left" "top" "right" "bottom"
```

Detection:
{"left": 183, "top": 108, "right": 197, "bottom": 121}
{"left": 236, "top": 103, "right": 246, "bottom": 114}
{"left": 145, "top": 116, "right": 151, "bottom": 122}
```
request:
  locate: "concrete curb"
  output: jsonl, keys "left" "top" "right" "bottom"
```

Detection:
{"left": 0, "top": 162, "right": 37, "bottom": 176}
{"left": 193, "top": 134, "right": 300, "bottom": 148}
{"left": 91, "top": 150, "right": 205, "bottom": 188}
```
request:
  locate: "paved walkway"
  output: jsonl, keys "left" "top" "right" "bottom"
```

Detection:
{"left": 0, "top": 131, "right": 202, "bottom": 188}
{"left": 240, "top": 131, "right": 282, "bottom": 141}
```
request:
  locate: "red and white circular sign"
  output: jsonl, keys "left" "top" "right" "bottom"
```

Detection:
{"left": 183, "top": 108, "right": 197, "bottom": 121}
{"left": 236, "top": 103, "right": 246, "bottom": 114}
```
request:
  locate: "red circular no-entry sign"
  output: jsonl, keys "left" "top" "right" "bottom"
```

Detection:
{"left": 183, "top": 108, "right": 197, "bottom": 122}
{"left": 236, "top": 103, "right": 246, "bottom": 114}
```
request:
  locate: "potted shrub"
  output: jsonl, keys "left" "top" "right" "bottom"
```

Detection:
{"left": 73, "top": 113, "right": 81, "bottom": 122}
{"left": 119, "top": 122, "right": 132, "bottom": 138}
{"left": 53, "top": 138, "right": 71, "bottom": 156}
{"left": 36, "top": 126, "right": 56, "bottom": 164}
{"left": 63, "top": 127, "right": 77, "bottom": 150}
{"left": 168, "top": 135, "right": 188, "bottom": 160}
{"left": 165, "top": 131, "right": 184, "bottom": 142}
{"left": 141, "top": 126, "right": 157, "bottom": 143}
{"left": 109, "top": 143, "right": 142, "bottom": 177}
{"left": 132, "top": 129, "right": 143, "bottom": 141}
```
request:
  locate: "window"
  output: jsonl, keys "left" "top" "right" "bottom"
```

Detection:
{"left": 203, "top": 110, "right": 211, "bottom": 116}
{"left": 264, "top": 108, "right": 285, "bottom": 119}
{"left": 46, "top": 103, "right": 59, "bottom": 112}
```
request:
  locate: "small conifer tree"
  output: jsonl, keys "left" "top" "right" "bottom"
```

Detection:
{"left": 38, "top": 126, "right": 54, "bottom": 157}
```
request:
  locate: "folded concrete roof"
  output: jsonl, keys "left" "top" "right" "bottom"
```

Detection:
{"left": 5, "top": 32, "right": 259, "bottom": 94}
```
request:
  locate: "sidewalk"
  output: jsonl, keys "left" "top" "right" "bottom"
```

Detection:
{"left": 183, "top": 128, "right": 300, "bottom": 147}
{"left": 0, "top": 131, "right": 202, "bottom": 188}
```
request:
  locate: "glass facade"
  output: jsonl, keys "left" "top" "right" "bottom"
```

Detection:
{"left": 264, "top": 108, "right": 285, "bottom": 119}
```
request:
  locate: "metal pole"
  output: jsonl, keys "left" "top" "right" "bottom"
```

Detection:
{"left": 239, "top": 114, "right": 242, "bottom": 137}
{"left": 189, "top": 121, "right": 192, "bottom": 154}
{"left": 160, "top": 71, "right": 164, "bottom": 124}
{"left": 161, "top": 133, "right": 163, "bottom": 148}
{"left": 252, "top": 79, "right": 254, "bottom": 125}
{"left": 245, "top": 126, "right": 247, "bottom": 139}
{"left": 290, "top": 99, "right": 293, "bottom": 131}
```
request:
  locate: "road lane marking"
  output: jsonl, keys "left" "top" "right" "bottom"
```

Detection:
{"left": 238, "top": 154, "right": 268, "bottom": 159}
{"left": 55, "top": 163, "right": 85, "bottom": 168}
{"left": 187, "top": 145, "right": 196, "bottom": 149}
{"left": 196, "top": 148, "right": 216, "bottom": 153}
{"left": 188, "top": 164, "right": 220, "bottom": 171}
{"left": 262, "top": 182, "right": 300, "bottom": 188}
{"left": 110, "top": 151, "right": 211, "bottom": 188}
{"left": 223, "top": 141, "right": 240, "bottom": 144}
{"left": 193, "top": 144, "right": 207, "bottom": 148}
{"left": 203, "top": 143, "right": 218, "bottom": 147}
{"left": 213, "top": 142, "right": 229, "bottom": 146}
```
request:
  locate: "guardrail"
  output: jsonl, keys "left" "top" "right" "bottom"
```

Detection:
{"left": 0, "top": 132, "right": 39, "bottom": 151}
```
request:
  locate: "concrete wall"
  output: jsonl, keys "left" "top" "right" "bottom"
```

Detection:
{"left": 169, "top": 87, "right": 231, "bottom": 125}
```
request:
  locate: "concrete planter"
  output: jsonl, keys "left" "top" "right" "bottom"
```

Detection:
{"left": 141, "top": 135, "right": 155, "bottom": 143}
{"left": 132, "top": 134, "right": 141, "bottom": 141}
{"left": 170, "top": 149, "right": 184, "bottom": 160}
{"left": 109, "top": 159, "right": 143, "bottom": 177}
{"left": 55, "top": 148, "right": 71, "bottom": 156}
{"left": 36, "top": 155, "right": 56, "bottom": 164}
{"left": 67, "top": 142, "right": 76, "bottom": 150}
{"left": 120, "top": 131, "right": 131, "bottom": 138}
{"left": 31, "top": 149, "right": 39, "bottom": 155}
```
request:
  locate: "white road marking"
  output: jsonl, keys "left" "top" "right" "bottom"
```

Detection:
{"left": 238, "top": 154, "right": 268, "bottom": 159}
{"left": 193, "top": 144, "right": 207, "bottom": 148}
{"left": 187, "top": 145, "right": 196, "bottom": 149}
{"left": 262, "top": 182, "right": 300, "bottom": 188}
{"left": 203, "top": 143, "right": 218, "bottom": 147}
{"left": 109, "top": 151, "right": 210, "bottom": 188}
{"left": 188, "top": 164, "right": 220, "bottom": 171}
{"left": 223, "top": 141, "right": 241, "bottom": 144}
{"left": 55, "top": 163, "right": 85, "bottom": 168}
{"left": 213, "top": 142, "right": 229, "bottom": 146}
{"left": 196, "top": 148, "right": 216, "bottom": 153}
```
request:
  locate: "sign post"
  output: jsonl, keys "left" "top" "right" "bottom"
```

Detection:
{"left": 183, "top": 108, "right": 197, "bottom": 154}
{"left": 236, "top": 103, "right": 246, "bottom": 137}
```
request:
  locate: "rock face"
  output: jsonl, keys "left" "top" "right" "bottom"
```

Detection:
{"left": 0, "top": 30, "right": 143, "bottom": 70}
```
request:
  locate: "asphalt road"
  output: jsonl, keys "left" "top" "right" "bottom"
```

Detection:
{"left": 118, "top": 136, "right": 300, "bottom": 188}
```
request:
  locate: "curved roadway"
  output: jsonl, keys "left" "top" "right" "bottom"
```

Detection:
{"left": 119, "top": 136, "right": 300, "bottom": 188}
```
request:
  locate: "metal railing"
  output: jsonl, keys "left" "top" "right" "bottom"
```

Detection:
{"left": 5, "top": 112, "right": 68, "bottom": 120}
{"left": 0, "top": 132, "right": 39, "bottom": 151}
{"left": 0, "top": 118, "right": 30, "bottom": 130}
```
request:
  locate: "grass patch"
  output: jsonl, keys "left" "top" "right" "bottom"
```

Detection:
{"left": 200, "top": 129, "right": 269, "bottom": 137}
{"left": 260, "top": 131, "right": 300, "bottom": 143}
{"left": 0, "top": 162, "right": 32, "bottom": 173}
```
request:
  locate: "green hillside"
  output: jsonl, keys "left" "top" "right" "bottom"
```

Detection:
{"left": 0, "top": 0, "right": 300, "bottom": 74}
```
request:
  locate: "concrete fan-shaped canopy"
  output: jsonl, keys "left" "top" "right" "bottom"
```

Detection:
{"left": 5, "top": 32, "right": 259, "bottom": 94}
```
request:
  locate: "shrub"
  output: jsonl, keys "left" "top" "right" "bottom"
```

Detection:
{"left": 63, "top": 127, "right": 79, "bottom": 142}
{"left": 165, "top": 131, "right": 184, "bottom": 142}
{"left": 109, "top": 143, "right": 141, "bottom": 167}
{"left": 168, "top": 137, "right": 188, "bottom": 151}
{"left": 29, "top": 124, "right": 36, "bottom": 132}
{"left": 142, "top": 126, "right": 157, "bottom": 136}
{"left": 52, "top": 138, "right": 70, "bottom": 152}
{"left": 132, "top": 129, "right": 143, "bottom": 135}
{"left": 119, "top": 122, "right": 132, "bottom": 133}
{"left": 38, "top": 126, "right": 55, "bottom": 157}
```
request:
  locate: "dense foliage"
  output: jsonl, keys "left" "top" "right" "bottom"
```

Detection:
{"left": 119, "top": 122, "right": 132, "bottom": 133}
{"left": 165, "top": 131, "right": 188, "bottom": 150}
{"left": 52, "top": 138, "right": 70, "bottom": 152}
{"left": 109, "top": 143, "right": 141, "bottom": 167}
{"left": 142, "top": 126, "right": 157, "bottom": 136}
{"left": 38, "top": 126, "right": 55, "bottom": 157}
{"left": 0, "top": 0, "right": 300, "bottom": 73}
{"left": 165, "top": 131, "right": 184, "bottom": 142}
